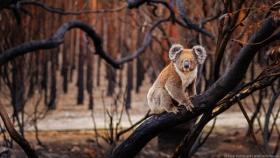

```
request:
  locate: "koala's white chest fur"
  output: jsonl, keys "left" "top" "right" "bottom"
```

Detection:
{"left": 174, "top": 64, "right": 197, "bottom": 88}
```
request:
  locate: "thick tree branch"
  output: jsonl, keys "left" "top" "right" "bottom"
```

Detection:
{"left": 127, "top": 0, "right": 147, "bottom": 9}
{"left": 19, "top": 0, "right": 127, "bottom": 15}
{"left": 111, "top": 17, "right": 280, "bottom": 158}
{"left": 0, "top": 19, "right": 168, "bottom": 68}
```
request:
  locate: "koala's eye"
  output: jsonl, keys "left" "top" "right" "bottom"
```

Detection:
{"left": 183, "top": 60, "right": 190, "bottom": 69}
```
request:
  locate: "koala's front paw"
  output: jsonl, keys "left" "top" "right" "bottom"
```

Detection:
{"left": 163, "top": 105, "right": 179, "bottom": 114}
{"left": 171, "top": 107, "right": 179, "bottom": 114}
{"left": 181, "top": 100, "right": 194, "bottom": 112}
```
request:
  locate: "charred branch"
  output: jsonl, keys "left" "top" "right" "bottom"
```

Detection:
{"left": 175, "top": 0, "right": 214, "bottom": 38}
{"left": 19, "top": 0, "right": 127, "bottom": 15}
{"left": 0, "top": 19, "right": 166, "bottom": 68}
{"left": 127, "top": 0, "right": 213, "bottom": 38}
{"left": 127, "top": 0, "right": 147, "bottom": 9}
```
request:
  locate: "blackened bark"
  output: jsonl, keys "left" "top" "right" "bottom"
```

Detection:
{"left": 126, "top": 62, "right": 133, "bottom": 109}
{"left": 96, "top": 57, "right": 101, "bottom": 87}
{"left": 106, "top": 65, "right": 116, "bottom": 96}
{"left": 70, "top": 30, "right": 77, "bottom": 82}
{"left": 77, "top": 34, "right": 85, "bottom": 105}
{"left": 41, "top": 52, "right": 49, "bottom": 107}
{"left": 11, "top": 60, "right": 25, "bottom": 137}
{"left": 135, "top": 26, "right": 144, "bottom": 93}
{"left": 61, "top": 44, "right": 69, "bottom": 93}
{"left": 87, "top": 44, "right": 94, "bottom": 109}
{"left": 28, "top": 55, "right": 35, "bottom": 97}
{"left": 118, "top": 67, "right": 123, "bottom": 89}
{"left": 136, "top": 57, "right": 144, "bottom": 93}
{"left": 127, "top": 0, "right": 146, "bottom": 9}
{"left": 11, "top": 63, "right": 23, "bottom": 112}
{"left": 48, "top": 50, "right": 57, "bottom": 109}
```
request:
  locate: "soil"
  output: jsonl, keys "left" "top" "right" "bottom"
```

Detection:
{"left": 1, "top": 127, "right": 278, "bottom": 158}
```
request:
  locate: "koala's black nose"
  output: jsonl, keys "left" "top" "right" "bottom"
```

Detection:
{"left": 184, "top": 60, "right": 190, "bottom": 69}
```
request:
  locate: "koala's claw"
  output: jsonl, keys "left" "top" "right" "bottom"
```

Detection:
{"left": 182, "top": 101, "right": 194, "bottom": 112}
{"left": 171, "top": 107, "right": 179, "bottom": 114}
{"left": 186, "top": 105, "right": 193, "bottom": 112}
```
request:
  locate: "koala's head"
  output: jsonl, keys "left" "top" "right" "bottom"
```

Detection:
{"left": 169, "top": 44, "right": 207, "bottom": 72}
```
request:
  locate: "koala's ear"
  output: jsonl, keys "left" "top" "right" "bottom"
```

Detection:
{"left": 169, "top": 44, "right": 183, "bottom": 61}
{"left": 192, "top": 45, "right": 207, "bottom": 64}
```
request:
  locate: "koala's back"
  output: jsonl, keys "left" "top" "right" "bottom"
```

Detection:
{"left": 154, "top": 64, "right": 181, "bottom": 86}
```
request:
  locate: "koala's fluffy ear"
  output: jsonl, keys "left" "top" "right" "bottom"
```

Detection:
{"left": 169, "top": 44, "right": 183, "bottom": 61}
{"left": 192, "top": 45, "right": 207, "bottom": 64}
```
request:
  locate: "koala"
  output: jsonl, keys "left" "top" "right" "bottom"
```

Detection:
{"left": 147, "top": 44, "right": 207, "bottom": 114}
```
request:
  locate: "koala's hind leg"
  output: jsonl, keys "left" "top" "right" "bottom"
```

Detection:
{"left": 160, "top": 90, "right": 179, "bottom": 114}
{"left": 147, "top": 88, "right": 163, "bottom": 114}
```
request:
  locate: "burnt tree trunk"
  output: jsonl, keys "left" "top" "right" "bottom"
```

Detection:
{"left": 61, "top": 43, "right": 69, "bottom": 93}
{"left": 106, "top": 65, "right": 116, "bottom": 96}
{"left": 126, "top": 62, "right": 133, "bottom": 109}
{"left": 135, "top": 27, "right": 144, "bottom": 93}
{"left": 42, "top": 52, "right": 49, "bottom": 107}
{"left": 86, "top": 42, "right": 94, "bottom": 109}
{"left": 77, "top": 32, "right": 85, "bottom": 105}
{"left": 48, "top": 50, "right": 57, "bottom": 109}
